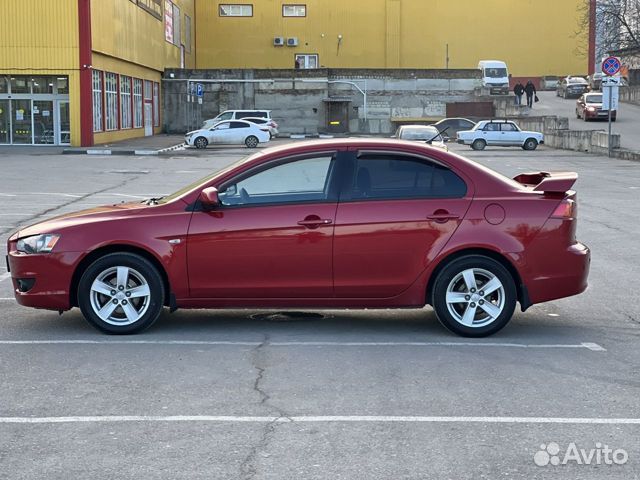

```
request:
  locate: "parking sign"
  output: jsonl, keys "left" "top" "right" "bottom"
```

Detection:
{"left": 196, "top": 83, "right": 204, "bottom": 97}
{"left": 602, "top": 56, "right": 621, "bottom": 76}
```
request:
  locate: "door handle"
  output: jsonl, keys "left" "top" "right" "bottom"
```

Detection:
{"left": 427, "top": 212, "right": 460, "bottom": 223}
{"left": 297, "top": 216, "right": 333, "bottom": 229}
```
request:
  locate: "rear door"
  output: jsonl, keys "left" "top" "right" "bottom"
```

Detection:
{"left": 500, "top": 122, "right": 521, "bottom": 146}
{"left": 482, "top": 122, "right": 500, "bottom": 145}
{"left": 229, "top": 121, "right": 250, "bottom": 142}
{"left": 332, "top": 151, "right": 472, "bottom": 298}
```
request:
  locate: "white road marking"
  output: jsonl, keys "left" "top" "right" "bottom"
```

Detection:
{"left": 0, "top": 415, "right": 638, "bottom": 425}
{"left": 0, "top": 298, "right": 15, "bottom": 301}
{"left": 0, "top": 273, "right": 12, "bottom": 282}
{"left": 0, "top": 339, "right": 606, "bottom": 351}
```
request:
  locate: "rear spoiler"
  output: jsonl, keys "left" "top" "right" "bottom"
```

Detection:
{"left": 513, "top": 171, "right": 578, "bottom": 193}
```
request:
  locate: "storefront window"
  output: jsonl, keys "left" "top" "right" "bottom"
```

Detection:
{"left": 10, "top": 77, "right": 30, "bottom": 94}
{"left": 0, "top": 100, "right": 9, "bottom": 143}
{"left": 92, "top": 70, "right": 103, "bottom": 132}
{"left": 30, "top": 77, "right": 54, "bottom": 94}
{"left": 0, "top": 76, "right": 8, "bottom": 94}
{"left": 12, "top": 99, "right": 32, "bottom": 144}
{"left": 153, "top": 82, "right": 160, "bottom": 127}
{"left": 104, "top": 72, "right": 119, "bottom": 131}
{"left": 56, "top": 77, "right": 69, "bottom": 94}
{"left": 120, "top": 76, "right": 132, "bottom": 129}
{"left": 133, "top": 79, "right": 143, "bottom": 128}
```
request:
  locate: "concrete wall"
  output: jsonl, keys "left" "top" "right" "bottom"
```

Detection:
{"left": 619, "top": 86, "right": 640, "bottom": 105}
{"left": 162, "top": 69, "right": 483, "bottom": 135}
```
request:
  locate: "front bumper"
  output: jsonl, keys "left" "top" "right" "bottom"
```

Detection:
{"left": 6, "top": 250, "right": 83, "bottom": 311}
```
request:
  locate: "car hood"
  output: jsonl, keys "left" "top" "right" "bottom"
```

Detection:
{"left": 15, "top": 201, "right": 160, "bottom": 239}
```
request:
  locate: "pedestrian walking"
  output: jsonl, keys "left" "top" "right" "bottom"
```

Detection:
{"left": 524, "top": 80, "right": 537, "bottom": 108}
{"left": 513, "top": 82, "right": 524, "bottom": 105}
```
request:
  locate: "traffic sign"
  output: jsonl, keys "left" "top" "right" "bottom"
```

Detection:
{"left": 602, "top": 56, "right": 621, "bottom": 76}
{"left": 602, "top": 76, "right": 619, "bottom": 111}
{"left": 196, "top": 83, "right": 204, "bottom": 97}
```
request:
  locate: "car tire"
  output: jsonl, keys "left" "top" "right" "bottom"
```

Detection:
{"left": 77, "top": 253, "right": 165, "bottom": 335}
{"left": 194, "top": 137, "right": 208, "bottom": 149}
{"left": 523, "top": 138, "right": 538, "bottom": 151}
{"left": 471, "top": 139, "right": 486, "bottom": 151}
{"left": 245, "top": 136, "right": 259, "bottom": 148}
{"left": 576, "top": 110, "right": 580, "bottom": 119}
{"left": 432, "top": 255, "right": 517, "bottom": 337}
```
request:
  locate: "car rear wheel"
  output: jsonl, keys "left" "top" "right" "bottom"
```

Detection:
{"left": 245, "top": 135, "right": 259, "bottom": 148}
{"left": 471, "top": 139, "right": 486, "bottom": 151}
{"left": 432, "top": 255, "right": 516, "bottom": 337}
{"left": 78, "top": 253, "right": 165, "bottom": 334}
{"left": 523, "top": 138, "right": 538, "bottom": 150}
{"left": 194, "top": 137, "right": 208, "bottom": 149}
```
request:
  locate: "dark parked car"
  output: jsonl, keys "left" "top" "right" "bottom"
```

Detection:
{"left": 7, "top": 139, "right": 590, "bottom": 337}
{"left": 587, "top": 73, "right": 603, "bottom": 91}
{"left": 557, "top": 77, "right": 589, "bottom": 99}
{"left": 432, "top": 118, "right": 476, "bottom": 141}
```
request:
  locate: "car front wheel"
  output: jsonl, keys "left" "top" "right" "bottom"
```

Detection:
{"left": 77, "top": 253, "right": 165, "bottom": 334}
{"left": 432, "top": 255, "right": 517, "bottom": 337}
{"left": 194, "top": 137, "right": 208, "bottom": 149}
{"left": 471, "top": 139, "right": 486, "bottom": 151}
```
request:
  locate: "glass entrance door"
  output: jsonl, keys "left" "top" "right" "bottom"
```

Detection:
{"left": 33, "top": 100, "right": 54, "bottom": 144}
{"left": 12, "top": 99, "right": 32, "bottom": 144}
{"left": 0, "top": 100, "right": 9, "bottom": 144}
{"left": 57, "top": 100, "right": 70, "bottom": 145}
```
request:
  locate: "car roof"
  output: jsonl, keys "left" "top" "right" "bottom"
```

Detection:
{"left": 399, "top": 125, "right": 438, "bottom": 130}
{"left": 435, "top": 117, "right": 475, "bottom": 124}
{"left": 220, "top": 109, "right": 271, "bottom": 113}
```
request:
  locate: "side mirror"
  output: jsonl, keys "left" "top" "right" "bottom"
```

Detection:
{"left": 200, "top": 187, "right": 220, "bottom": 209}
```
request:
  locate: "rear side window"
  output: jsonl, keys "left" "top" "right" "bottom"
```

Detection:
{"left": 484, "top": 123, "right": 499, "bottom": 131}
{"left": 501, "top": 123, "right": 517, "bottom": 132}
{"left": 230, "top": 121, "right": 247, "bottom": 129}
{"left": 237, "top": 111, "right": 268, "bottom": 119}
{"left": 349, "top": 155, "right": 467, "bottom": 200}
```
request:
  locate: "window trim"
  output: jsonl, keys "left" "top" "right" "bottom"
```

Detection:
{"left": 282, "top": 4, "right": 306, "bottom": 17}
{"left": 218, "top": 4, "right": 253, "bottom": 17}
{"left": 120, "top": 75, "right": 132, "bottom": 130}
{"left": 92, "top": 70, "right": 103, "bottom": 133}
{"left": 104, "top": 72, "right": 119, "bottom": 131}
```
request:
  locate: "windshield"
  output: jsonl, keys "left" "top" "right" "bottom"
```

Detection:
{"left": 484, "top": 67, "right": 507, "bottom": 78}
{"left": 585, "top": 94, "right": 603, "bottom": 103}
{"left": 157, "top": 152, "right": 262, "bottom": 204}
{"left": 568, "top": 78, "right": 587, "bottom": 84}
{"left": 400, "top": 127, "right": 442, "bottom": 141}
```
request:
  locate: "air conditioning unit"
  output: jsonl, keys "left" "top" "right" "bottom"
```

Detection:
{"left": 273, "top": 37, "right": 285, "bottom": 46}
{"left": 286, "top": 37, "right": 299, "bottom": 47}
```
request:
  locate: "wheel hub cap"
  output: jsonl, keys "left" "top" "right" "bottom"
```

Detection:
{"left": 89, "top": 266, "right": 151, "bottom": 326}
{"left": 445, "top": 268, "right": 505, "bottom": 328}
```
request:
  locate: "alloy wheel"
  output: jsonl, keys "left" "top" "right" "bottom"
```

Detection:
{"left": 89, "top": 266, "right": 151, "bottom": 326}
{"left": 445, "top": 268, "right": 505, "bottom": 328}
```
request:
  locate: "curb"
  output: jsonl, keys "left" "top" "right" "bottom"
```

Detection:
{"left": 62, "top": 143, "right": 185, "bottom": 156}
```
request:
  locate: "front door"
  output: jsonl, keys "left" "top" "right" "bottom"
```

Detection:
{"left": 333, "top": 152, "right": 471, "bottom": 298}
{"left": 187, "top": 153, "right": 340, "bottom": 298}
{"left": 327, "top": 102, "right": 349, "bottom": 133}
{"left": 144, "top": 103, "right": 153, "bottom": 136}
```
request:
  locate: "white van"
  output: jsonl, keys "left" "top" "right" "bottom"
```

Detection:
{"left": 478, "top": 60, "right": 510, "bottom": 95}
{"left": 202, "top": 110, "right": 272, "bottom": 129}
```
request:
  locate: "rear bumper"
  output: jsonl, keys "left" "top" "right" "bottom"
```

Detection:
{"left": 526, "top": 242, "right": 590, "bottom": 305}
{"left": 6, "top": 250, "right": 82, "bottom": 311}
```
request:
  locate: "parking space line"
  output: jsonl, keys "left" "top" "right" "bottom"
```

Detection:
{"left": 0, "top": 339, "right": 606, "bottom": 351}
{"left": 0, "top": 415, "right": 638, "bottom": 425}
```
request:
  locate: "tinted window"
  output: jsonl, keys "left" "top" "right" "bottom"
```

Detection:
{"left": 237, "top": 111, "right": 267, "bottom": 119}
{"left": 501, "top": 123, "right": 517, "bottom": 132}
{"left": 217, "top": 112, "right": 233, "bottom": 121}
{"left": 245, "top": 118, "right": 266, "bottom": 124}
{"left": 350, "top": 155, "right": 466, "bottom": 200}
{"left": 585, "top": 94, "right": 602, "bottom": 103}
{"left": 219, "top": 155, "right": 334, "bottom": 206}
{"left": 230, "top": 121, "right": 248, "bottom": 129}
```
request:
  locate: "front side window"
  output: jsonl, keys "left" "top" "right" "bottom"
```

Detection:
{"left": 219, "top": 4, "right": 253, "bottom": 16}
{"left": 92, "top": 70, "right": 103, "bottom": 132}
{"left": 283, "top": 4, "right": 306, "bottom": 16}
{"left": 350, "top": 155, "right": 466, "bottom": 200}
{"left": 219, "top": 155, "right": 334, "bottom": 206}
{"left": 217, "top": 112, "right": 234, "bottom": 121}
{"left": 484, "top": 123, "right": 499, "bottom": 132}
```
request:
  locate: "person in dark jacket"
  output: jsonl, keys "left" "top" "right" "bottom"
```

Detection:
{"left": 524, "top": 80, "right": 537, "bottom": 108}
{"left": 513, "top": 82, "right": 524, "bottom": 105}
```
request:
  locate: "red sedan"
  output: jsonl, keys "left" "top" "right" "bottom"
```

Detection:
{"left": 576, "top": 93, "right": 617, "bottom": 121}
{"left": 6, "top": 139, "right": 590, "bottom": 337}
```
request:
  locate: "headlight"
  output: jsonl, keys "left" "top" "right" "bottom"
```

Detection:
{"left": 16, "top": 234, "right": 61, "bottom": 254}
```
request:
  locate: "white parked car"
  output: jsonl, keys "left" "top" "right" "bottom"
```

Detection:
{"left": 457, "top": 120, "right": 544, "bottom": 151}
{"left": 185, "top": 120, "right": 270, "bottom": 149}
{"left": 393, "top": 125, "right": 448, "bottom": 151}
{"left": 202, "top": 110, "right": 273, "bottom": 129}
{"left": 242, "top": 117, "right": 279, "bottom": 139}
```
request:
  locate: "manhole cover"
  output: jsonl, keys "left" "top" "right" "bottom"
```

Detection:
{"left": 251, "top": 312, "right": 325, "bottom": 322}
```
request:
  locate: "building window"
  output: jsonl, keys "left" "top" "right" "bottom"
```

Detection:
{"left": 294, "top": 54, "right": 318, "bottom": 69}
{"left": 219, "top": 4, "right": 253, "bottom": 16}
{"left": 92, "top": 70, "right": 103, "bottom": 132}
{"left": 133, "top": 78, "right": 143, "bottom": 128}
{"left": 153, "top": 82, "right": 160, "bottom": 127}
{"left": 104, "top": 73, "right": 118, "bottom": 131}
{"left": 172, "top": 3, "right": 181, "bottom": 46}
{"left": 136, "top": 0, "right": 162, "bottom": 19}
{"left": 164, "top": 0, "right": 174, "bottom": 43}
{"left": 283, "top": 4, "right": 306, "bottom": 17}
{"left": 185, "top": 14, "right": 192, "bottom": 53}
{"left": 120, "top": 75, "right": 132, "bottom": 129}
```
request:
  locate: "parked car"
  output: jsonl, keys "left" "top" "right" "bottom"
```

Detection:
{"left": 587, "top": 73, "right": 603, "bottom": 91}
{"left": 457, "top": 120, "right": 544, "bottom": 151}
{"left": 393, "top": 125, "right": 448, "bottom": 151}
{"left": 201, "top": 110, "right": 273, "bottom": 129}
{"left": 185, "top": 120, "right": 270, "bottom": 149}
{"left": 242, "top": 117, "right": 279, "bottom": 139}
{"left": 557, "top": 77, "right": 589, "bottom": 98}
{"left": 6, "top": 139, "right": 590, "bottom": 337}
{"left": 432, "top": 118, "right": 476, "bottom": 142}
{"left": 576, "top": 93, "right": 617, "bottom": 121}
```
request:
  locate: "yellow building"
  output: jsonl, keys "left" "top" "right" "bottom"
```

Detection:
{"left": 0, "top": 0, "right": 194, "bottom": 147}
{"left": 196, "top": 0, "right": 591, "bottom": 77}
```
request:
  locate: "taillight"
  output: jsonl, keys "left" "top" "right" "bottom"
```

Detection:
{"left": 551, "top": 199, "right": 576, "bottom": 219}
{"left": 269, "top": 121, "right": 278, "bottom": 127}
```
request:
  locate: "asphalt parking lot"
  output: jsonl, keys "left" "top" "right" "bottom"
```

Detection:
{"left": 1, "top": 142, "right": 639, "bottom": 479}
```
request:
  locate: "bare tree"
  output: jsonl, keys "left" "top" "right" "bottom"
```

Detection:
{"left": 578, "top": 0, "right": 640, "bottom": 57}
